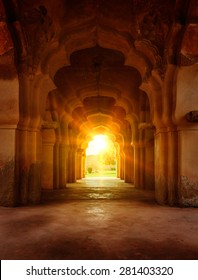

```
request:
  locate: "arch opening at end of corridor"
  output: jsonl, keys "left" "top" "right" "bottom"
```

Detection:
{"left": 85, "top": 134, "right": 117, "bottom": 179}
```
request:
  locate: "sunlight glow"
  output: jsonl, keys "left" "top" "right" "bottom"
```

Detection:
{"left": 86, "top": 134, "right": 108, "bottom": 155}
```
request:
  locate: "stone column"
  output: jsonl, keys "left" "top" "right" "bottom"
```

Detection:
{"left": 119, "top": 150, "right": 125, "bottom": 180}
{"left": 116, "top": 152, "right": 120, "bottom": 178}
{"left": 81, "top": 150, "right": 86, "bottom": 178}
{"left": 154, "top": 128, "right": 168, "bottom": 204}
{"left": 76, "top": 148, "right": 82, "bottom": 179}
{"left": 67, "top": 146, "right": 72, "bottom": 183}
{"left": 41, "top": 129, "right": 55, "bottom": 190}
{"left": 124, "top": 144, "right": 134, "bottom": 183}
{"left": 16, "top": 128, "right": 28, "bottom": 205}
{"left": 53, "top": 141, "right": 59, "bottom": 189}
{"left": 0, "top": 77, "right": 19, "bottom": 206}
{"left": 130, "top": 146, "right": 134, "bottom": 183}
{"left": 59, "top": 143, "right": 68, "bottom": 188}
{"left": 67, "top": 146, "right": 77, "bottom": 183}
{"left": 133, "top": 143, "right": 140, "bottom": 188}
{"left": 59, "top": 118, "right": 70, "bottom": 188}
{"left": 167, "top": 129, "right": 178, "bottom": 205}
{"left": 144, "top": 140, "right": 155, "bottom": 190}
{"left": 0, "top": 127, "right": 17, "bottom": 206}
{"left": 16, "top": 72, "right": 43, "bottom": 205}
{"left": 139, "top": 143, "right": 145, "bottom": 189}
{"left": 139, "top": 124, "right": 155, "bottom": 190}
{"left": 27, "top": 129, "right": 42, "bottom": 203}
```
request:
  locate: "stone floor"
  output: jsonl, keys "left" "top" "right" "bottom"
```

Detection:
{"left": 0, "top": 178, "right": 198, "bottom": 260}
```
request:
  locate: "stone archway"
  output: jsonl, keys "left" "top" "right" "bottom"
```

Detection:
{"left": 0, "top": 0, "right": 198, "bottom": 207}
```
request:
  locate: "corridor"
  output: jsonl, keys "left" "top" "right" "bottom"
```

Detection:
{"left": 1, "top": 0, "right": 198, "bottom": 209}
{"left": 0, "top": 178, "right": 198, "bottom": 260}
{"left": 41, "top": 178, "right": 154, "bottom": 202}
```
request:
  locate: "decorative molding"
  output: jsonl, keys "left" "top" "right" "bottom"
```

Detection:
{"left": 21, "top": 5, "right": 55, "bottom": 73}
{"left": 134, "top": 1, "right": 172, "bottom": 52}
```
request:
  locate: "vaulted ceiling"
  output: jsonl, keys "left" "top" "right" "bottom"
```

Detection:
{"left": 2, "top": 0, "right": 195, "bottom": 145}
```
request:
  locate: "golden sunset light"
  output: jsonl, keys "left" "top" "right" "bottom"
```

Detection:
{"left": 86, "top": 134, "right": 108, "bottom": 155}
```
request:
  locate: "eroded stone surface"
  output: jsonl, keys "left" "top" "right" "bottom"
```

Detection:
{"left": 179, "top": 176, "right": 198, "bottom": 207}
{"left": 0, "top": 159, "right": 16, "bottom": 206}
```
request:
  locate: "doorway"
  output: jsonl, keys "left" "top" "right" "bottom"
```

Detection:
{"left": 85, "top": 134, "right": 117, "bottom": 178}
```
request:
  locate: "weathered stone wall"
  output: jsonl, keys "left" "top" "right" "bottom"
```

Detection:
{"left": 0, "top": 158, "right": 15, "bottom": 206}
{"left": 175, "top": 65, "right": 198, "bottom": 125}
{"left": 178, "top": 130, "right": 198, "bottom": 206}
{"left": 0, "top": 128, "right": 18, "bottom": 206}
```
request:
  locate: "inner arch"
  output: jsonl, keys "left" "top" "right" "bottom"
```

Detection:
{"left": 85, "top": 134, "right": 117, "bottom": 178}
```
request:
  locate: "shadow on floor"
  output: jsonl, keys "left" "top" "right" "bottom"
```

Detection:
{"left": 41, "top": 178, "right": 155, "bottom": 204}
{"left": 1, "top": 178, "right": 198, "bottom": 260}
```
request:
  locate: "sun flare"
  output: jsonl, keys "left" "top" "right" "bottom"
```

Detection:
{"left": 86, "top": 134, "right": 108, "bottom": 155}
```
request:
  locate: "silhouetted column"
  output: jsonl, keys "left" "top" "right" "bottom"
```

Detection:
{"left": 53, "top": 142, "right": 59, "bottom": 189}
{"left": 116, "top": 152, "right": 120, "bottom": 178}
{"left": 76, "top": 148, "right": 83, "bottom": 179}
{"left": 130, "top": 145, "right": 134, "bottom": 183}
{"left": 124, "top": 144, "right": 134, "bottom": 183}
{"left": 139, "top": 144, "right": 145, "bottom": 189}
{"left": 59, "top": 143, "right": 67, "bottom": 188}
{"left": 67, "top": 146, "right": 77, "bottom": 183}
{"left": 120, "top": 151, "right": 125, "bottom": 180}
{"left": 139, "top": 125, "right": 155, "bottom": 190}
{"left": 82, "top": 150, "right": 86, "bottom": 178}
{"left": 134, "top": 143, "right": 140, "bottom": 188}
{"left": 76, "top": 149, "right": 80, "bottom": 180}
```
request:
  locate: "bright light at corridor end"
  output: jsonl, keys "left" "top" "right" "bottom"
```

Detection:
{"left": 86, "top": 134, "right": 108, "bottom": 156}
